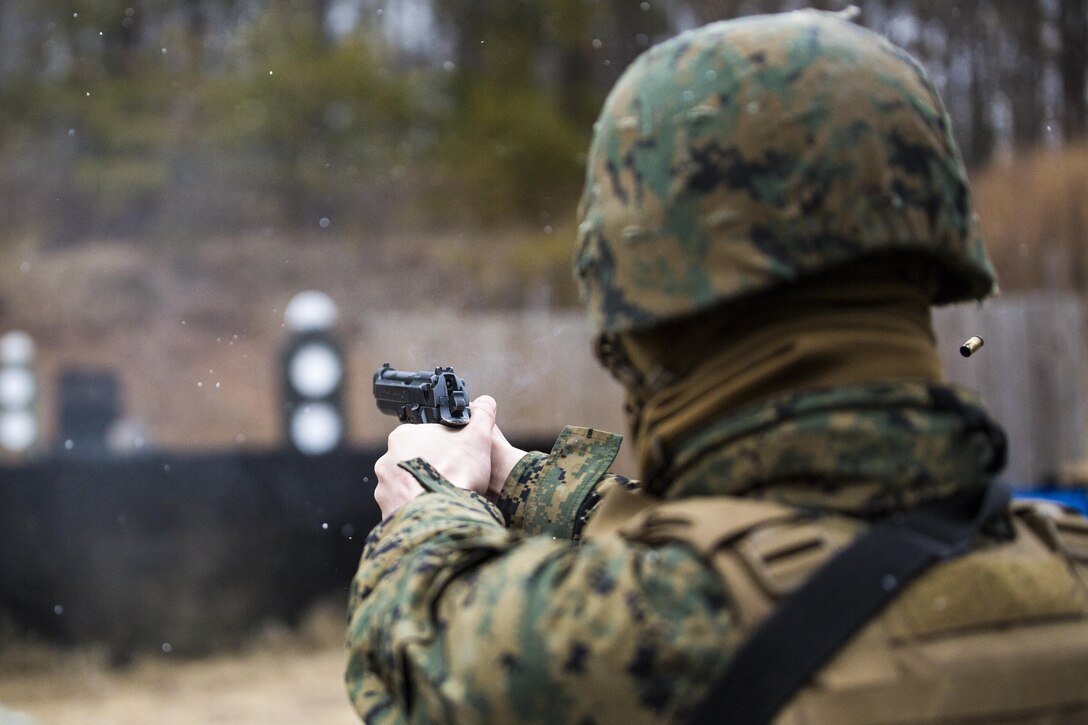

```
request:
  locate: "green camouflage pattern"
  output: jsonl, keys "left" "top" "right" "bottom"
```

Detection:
{"left": 575, "top": 10, "right": 996, "bottom": 334}
{"left": 345, "top": 382, "right": 1006, "bottom": 723}
{"left": 657, "top": 382, "right": 1006, "bottom": 513}
{"left": 495, "top": 426, "right": 626, "bottom": 541}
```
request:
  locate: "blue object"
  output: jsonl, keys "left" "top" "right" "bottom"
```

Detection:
{"left": 1014, "top": 488, "right": 1088, "bottom": 516}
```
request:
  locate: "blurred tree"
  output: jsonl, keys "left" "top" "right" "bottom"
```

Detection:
{"left": 0, "top": 0, "right": 425, "bottom": 243}
{"left": 685, "top": 0, "right": 786, "bottom": 22}
{"left": 180, "top": 0, "right": 211, "bottom": 73}
{"left": 544, "top": 0, "right": 597, "bottom": 120}
{"left": 1002, "top": 0, "right": 1044, "bottom": 150}
{"left": 200, "top": 10, "right": 419, "bottom": 234}
{"left": 1059, "top": 0, "right": 1088, "bottom": 141}
{"left": 0, "top": 0, "right": 1084, "bottom": 248}
{"left": 426, "top": 1, "right": 592, "bottom": 223}
{"left": 600, "top": 0, "right": 671, "bottom": 84}
{"left": 958, "top": 2, "right": 1000, "bottom": 166}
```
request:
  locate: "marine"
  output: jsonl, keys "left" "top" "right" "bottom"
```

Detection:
{"left": 346, "top": 9, "right": 1088, "bottom": 723}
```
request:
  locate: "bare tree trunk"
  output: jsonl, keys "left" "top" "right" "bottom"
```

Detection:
{"left": 553, "top": 2, "right": 596, "bottom": 121}
{"left": 1059, "top": 0, "right": 1088, "bottom": 141}
{"left": 940, "top": 1, "right": 997, "bottom": 168}
{"left": 968, "top": 35, "right": 997, "bottom": 167}
{"left": 310, "top": 0, "right": 331, "bottom": 48}
{"left": 686, "top": 0, "right": 786, "bottom": 24}
{"left": 605, "top": 0, "right": 669, "bottom": 81}
{"left": 1006, "top": 0, "right": 1044, "bottom": 150}
{"left": 101, "top": 1, "right": 141, "bottom": 77}
{"left": 184, "top": 0, "right": 206, "bottom": 74}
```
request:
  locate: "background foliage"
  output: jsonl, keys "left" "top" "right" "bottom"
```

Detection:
{"left": 1, "top": 0, "right": 1085, "bottom": 256}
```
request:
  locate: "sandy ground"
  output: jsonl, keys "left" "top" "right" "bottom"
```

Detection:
{"left": 0, "top": 603, "right": 359, "bottom": 725}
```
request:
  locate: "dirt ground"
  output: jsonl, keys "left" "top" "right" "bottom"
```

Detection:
{"left": 0, "top": 602, "right": 359, "bottom": 725}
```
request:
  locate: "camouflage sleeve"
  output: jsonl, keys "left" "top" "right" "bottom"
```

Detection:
{"left": 346, "top": 458, "right": 513, "bottom": 723}
{"left": 345, "top": 458, "right": 734, "bottom": 725}
{"left": 495, "top": 425, "right": 637, "bottom": 541}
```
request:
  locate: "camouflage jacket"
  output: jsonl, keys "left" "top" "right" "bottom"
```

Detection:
{"left": 345, "top": 382, "right": 1005, "bottom": 724}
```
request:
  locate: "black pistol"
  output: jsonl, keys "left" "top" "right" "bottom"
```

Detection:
{"left": 373, "top": 364, "right": 471, "bottom": 427}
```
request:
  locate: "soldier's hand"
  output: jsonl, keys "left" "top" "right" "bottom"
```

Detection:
{"left": 489, "top": 424, "right": 527, "bottom": 500}
{"left": 373, "top": 396, "right": 498, "bottom": 519}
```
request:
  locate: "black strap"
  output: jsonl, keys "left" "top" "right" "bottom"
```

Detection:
{"left": 688, "top": 483, "right": 1011, "bottom": 725}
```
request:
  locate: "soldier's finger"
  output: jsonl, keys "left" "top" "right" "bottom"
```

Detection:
{"left": 468, "top": 395, "right": 497, "bottom": 434}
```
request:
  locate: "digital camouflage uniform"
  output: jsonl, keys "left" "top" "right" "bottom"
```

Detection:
{"left": 347, "top": 10, "right": 1088, "bottom": 724}
{"left": 348, "top": 385, "right": 1025, "bottom": 724}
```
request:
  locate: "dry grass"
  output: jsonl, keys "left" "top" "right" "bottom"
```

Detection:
{"left": 0, "top": 601, "right": 358, "bottom": 725}
{"left": 972, "top": 141, "right": 1088, "bottom": 293}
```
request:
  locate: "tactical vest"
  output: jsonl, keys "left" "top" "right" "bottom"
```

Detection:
{"left": 585, "top": 487, "right": 1088, "bottom": 724}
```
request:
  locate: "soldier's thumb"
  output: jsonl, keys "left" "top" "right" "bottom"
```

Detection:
{"left": 468, "top": 395, "right": 497, "bottom": 436}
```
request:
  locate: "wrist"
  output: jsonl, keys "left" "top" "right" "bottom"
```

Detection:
{"left": 375, "top": 465, "right": 426, "bottom": 520}
{"left": 490, "top": 448, "right": 529, "bottom": 495}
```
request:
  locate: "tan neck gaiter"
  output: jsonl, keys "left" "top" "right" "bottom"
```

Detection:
{"left": 618, "top": 273, "right": 944, "bottom": 479}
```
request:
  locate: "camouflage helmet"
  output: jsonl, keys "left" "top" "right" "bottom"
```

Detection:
{"left": 575, "top": 9, "right": 996, "bottom": 335}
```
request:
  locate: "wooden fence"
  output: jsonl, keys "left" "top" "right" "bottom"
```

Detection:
{"left": 358, "top": 293, "right": 1087, "bottom": 487}
{"left": 934, "top": 292, "right": 1086, "bottom": 486}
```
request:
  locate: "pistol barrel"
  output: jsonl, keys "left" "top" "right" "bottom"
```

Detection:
{"left": 373, "top": 364, "right": 471, "bottom": 427}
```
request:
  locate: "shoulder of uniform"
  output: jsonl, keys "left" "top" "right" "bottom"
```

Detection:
{"left": 1013, "top": 498, "right": 1088, "bottom": 565}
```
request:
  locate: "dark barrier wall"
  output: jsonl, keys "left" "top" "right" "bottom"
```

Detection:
{"left": 0, "top": 448, "right": 382, "bottom": 659}
{"left": 0, "top": 437, "right": 556, "bottom": 660}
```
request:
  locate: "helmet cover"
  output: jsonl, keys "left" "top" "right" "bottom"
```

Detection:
{"left": 575, "top": 10, "right": 996, "bottom": 334}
